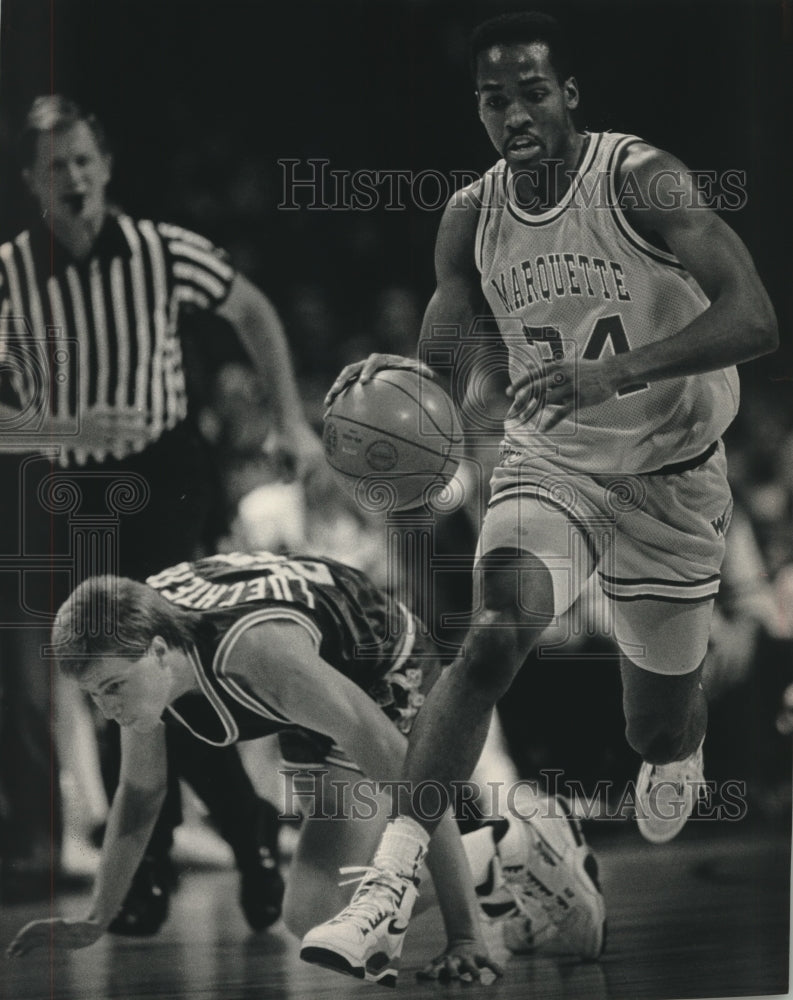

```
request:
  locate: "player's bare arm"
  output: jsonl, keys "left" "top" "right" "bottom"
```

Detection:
{"left": 324, "top": 187, "right": 486, "bottom": 408}
{"left": 227, "top": 621, "right": 500, "bottom": 981}
{"left": 225, "top": 621, "right": 410, "bottom": 778}
{"left": 616, "top": 144, "right": 778, "bottom": 374}
{"left": 217, "top": 273, "right": 323, "bottom": 481}
{"left": 8, "top": 723, "right": 168, "bottom": 957}
{"left": 510, "top": 144, "right": 778, "bottom": 428}
{"left": 417, "top": 186, "right": 492, "bottom": 402}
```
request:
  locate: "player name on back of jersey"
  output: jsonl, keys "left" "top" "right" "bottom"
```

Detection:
{"left": 490, "top": 253, "right": 632, "bottom": 313}
{"left": 147, "top": 554, "right": 336, "bottom": 612}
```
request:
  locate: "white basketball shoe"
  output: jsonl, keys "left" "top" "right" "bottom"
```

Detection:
{"left": 478, "top": 795, "right": 606, "bottom": 959}
{"left": 300, "top": 866, "right": 418, "bottom": 988}
{"left": 635, "top": 741, "right": 706, "bottom": 844}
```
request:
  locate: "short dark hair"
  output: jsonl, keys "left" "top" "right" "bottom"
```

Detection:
{"left": 18, "top": 95, "right": 109, "bottom": 169}
{"left": 53, "top": 575, "right": 200, "bottom": 678}
{"left": 469, "top": 12, "right": 573, "bottom": 85}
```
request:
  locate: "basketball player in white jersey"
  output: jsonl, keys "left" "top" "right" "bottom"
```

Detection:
{"left": 305, "top": 10, "right": 778, "bottom": 986}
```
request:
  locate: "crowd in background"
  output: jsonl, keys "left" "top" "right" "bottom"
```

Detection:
{"left": 0, "top": 0, "right": 790, "bottom": 903}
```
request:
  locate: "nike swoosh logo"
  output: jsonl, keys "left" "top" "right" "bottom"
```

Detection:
{"left": 387, "top": 918, "right": 409, "bottom": 935}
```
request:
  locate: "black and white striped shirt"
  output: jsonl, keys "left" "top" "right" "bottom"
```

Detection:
{"left": 0, "top": 212, "right": 235, "bottom": 465}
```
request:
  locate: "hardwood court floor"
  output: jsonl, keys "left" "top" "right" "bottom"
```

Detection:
{"left": 2, "top": 823, "right": 790, "bottom": 1000}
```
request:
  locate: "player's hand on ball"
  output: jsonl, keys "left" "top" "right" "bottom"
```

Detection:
{"left": 416, "top": 939, "right": 503, "bottom": 984}
{"left": 7, "top": 917, "right": 105, "bottom": 957}
{"left": 324, "top": 354, "right": 436, "bottom": 410}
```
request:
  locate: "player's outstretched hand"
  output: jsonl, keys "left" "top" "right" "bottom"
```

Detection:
{"left": 323, "top": 354, "right": 436, "bottom": 410}
{"left": 416, "top": 939, "right": 504, "bottom": 984}
{"left": 6, "top": 917, "right": 104, "bottom": 958}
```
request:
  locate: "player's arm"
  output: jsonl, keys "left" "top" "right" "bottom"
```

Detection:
{"left": 416, "top": 188, "right": 491, "bottom": 402}
{"left": 227, "top": 621, "right": 497, "bottom": 975}
{"left": 510, "top": 145, "right": 778, "bottom": 424}
{"left": 612, "top": 145, "right": 778, "bottom": 381}
{"left": 86, "top": 723, "right": 169, "bottom": 927}
{"left": 216, "top": 273, "right": 323, "bottom": 481}
{"left": 324, "top": 188, "right": 488, "bottom": 407}
{"left": 227, "top": 620, "right": 410, "bottom": 779}
{"left": 8, "top": 723, "right": 167, "bottom": 957}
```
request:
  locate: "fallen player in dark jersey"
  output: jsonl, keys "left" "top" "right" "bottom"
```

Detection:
{"left": 7, "top": 551, "right": 604, "bottom": 983}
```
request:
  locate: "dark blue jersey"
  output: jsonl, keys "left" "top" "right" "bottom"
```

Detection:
{"left": 147, "top": 552, "right": 437, "bottom": 757}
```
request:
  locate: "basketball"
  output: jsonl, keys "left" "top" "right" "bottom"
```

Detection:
{"left": 323, "top": 369, "right": 464, "bottom": 512}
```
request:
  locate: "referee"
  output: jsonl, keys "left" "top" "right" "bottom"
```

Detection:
{"left": 0, "top": 95, "right": 321, "bottom": 928}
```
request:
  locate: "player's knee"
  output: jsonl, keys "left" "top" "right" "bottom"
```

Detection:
{"left": 463, "top": 550, "right": 553, "bottom": 698}
{"left": 281, "top": 890, "right": 315, "bottom": 939}
{"left": 283, "top": 873, "right": 351, "bottom": 937}
{"left": 478, "top": 548, "right": 555, "bottom": 627}
{"left": 462, "top": 614, "right": 536, "bottom": 701}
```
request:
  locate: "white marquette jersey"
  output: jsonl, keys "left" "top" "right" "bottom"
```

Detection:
{"left": 472, "top": 131, "right": 739, "bottom": 474}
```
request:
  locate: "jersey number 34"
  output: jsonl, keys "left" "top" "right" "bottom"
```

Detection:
{"left": 523, "top": 314, "right": 649, "bottom": 396}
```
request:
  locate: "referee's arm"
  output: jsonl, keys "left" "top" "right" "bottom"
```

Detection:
{"left": 216, "top": 273, "right": 323, "bottom": 481}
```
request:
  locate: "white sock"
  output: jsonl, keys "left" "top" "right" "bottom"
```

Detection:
{"left": 373, "top": 817, "right": 430, "bottom": 878}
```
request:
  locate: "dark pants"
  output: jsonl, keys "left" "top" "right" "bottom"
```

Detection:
{"left": 0, "top": 630, "right": 62, "bottom": 867}
{"left": 0, "top": 455, "right": 63, "bottom": 882}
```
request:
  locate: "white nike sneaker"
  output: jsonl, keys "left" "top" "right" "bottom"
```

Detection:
{"left": 300, "top": 866, "right": 418, "bottom": 988}
{"left": 636, "top": 742, "right": 705, "bottom": 844}
{"left": 482, "top": 795, "right": 606, "bottom": 960}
